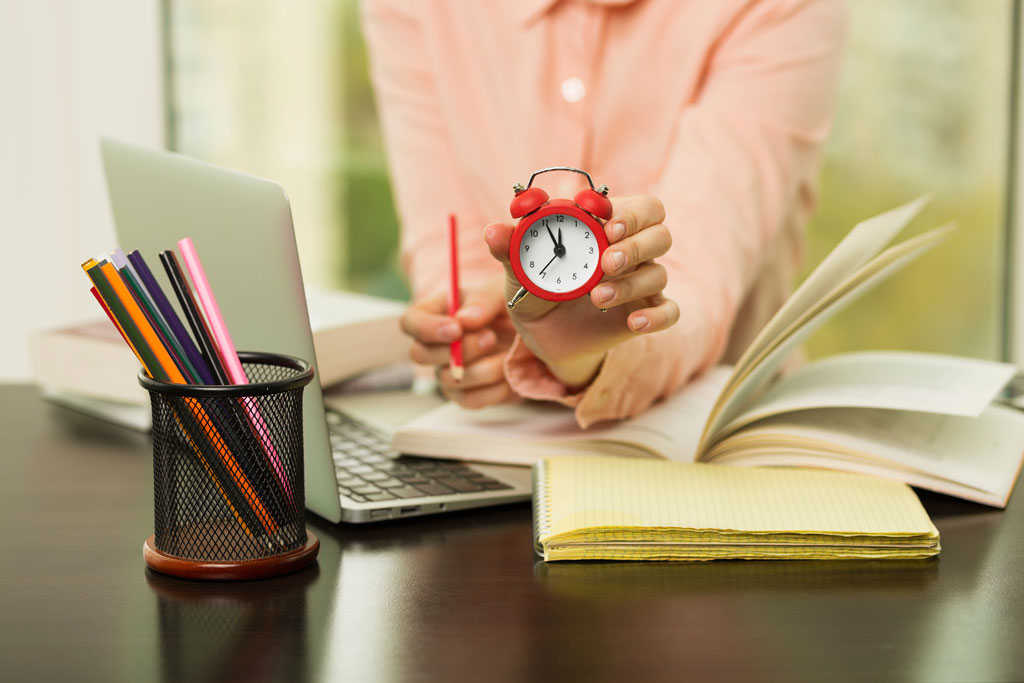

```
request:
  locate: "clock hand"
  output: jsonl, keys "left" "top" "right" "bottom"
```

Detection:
{"left": 544, "top": 226, "right": 566, "bottom": 258}
{"left": 539, "top": 253, "right": 558, "bottom": 276}
{"left": 546, "top": 226, "right": 558, "bottom": 248}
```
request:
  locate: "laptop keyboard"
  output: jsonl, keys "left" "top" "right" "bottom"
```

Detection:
{"left": 326, "top": 411, "right": 513, "bottom": 503}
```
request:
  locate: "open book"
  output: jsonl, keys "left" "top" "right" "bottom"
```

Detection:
{"left": 393, "top": 198, "right": 1024, "bottom": 507}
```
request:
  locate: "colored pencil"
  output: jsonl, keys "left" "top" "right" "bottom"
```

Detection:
{"left": 177, "top": 238, "right": 249, "bottom": 385}
{"left": 447, "top": 214, "right": 463, "bottom": 381}
{"left": 177, "top": 237, "right": 294, "bottom": 503}
{"left": 90, "top": 286, "right": 143, "bottom": 368}
{"left": 86, "top": 259, "right": 278, "bottom": 535}
{"left": 84, "top": 260, "right": 259, "bottom": 538}
{"left": 118, "top": 262, "right": 198, "bottom": 383}
{"left": 84, "top": 260, "right": 168, "bottom": 381}
{"left": 128, "top": 249, "right": 216, "bottom": 384}
{"left": 157, "top": 250, "right": 292, "bottom": 515}
{"left": 114, "top": 248, "right": 202, "bottom": 383}
{"left": 160, "top": 250, "right": 230, "bottom": 384}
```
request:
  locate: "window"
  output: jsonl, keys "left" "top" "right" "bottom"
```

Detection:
{"left": 165, "top": 0, "right": 406, "bottom": 300}
{"left": 804, "top": 1, "right": 1014, "bottom": 361}
{"left": 165, "top": 0, "right": 1016, "bottom": 359}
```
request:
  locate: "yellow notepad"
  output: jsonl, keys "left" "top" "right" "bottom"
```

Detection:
{"left": 533, "top": 457, "right": 940, "bottom": 561}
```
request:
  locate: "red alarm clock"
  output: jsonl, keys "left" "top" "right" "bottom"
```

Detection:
{"left": 506, "top": 167, "right": 612, "bottom": 310}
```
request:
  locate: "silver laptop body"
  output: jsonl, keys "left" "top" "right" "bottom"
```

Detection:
{"left": 101, "top": 139, "right": 531, "bottom": 523}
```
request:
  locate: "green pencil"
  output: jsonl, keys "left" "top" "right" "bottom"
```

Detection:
{"left": 118, "top": 264, "right": 201, "bottom": 383}
{"left": 82, "top": 259, "right": 169, "bottom": 381}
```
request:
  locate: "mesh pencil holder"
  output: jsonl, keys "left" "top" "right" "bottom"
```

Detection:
{"left": 140, "top": 351, "right": 319, "bottom": 580}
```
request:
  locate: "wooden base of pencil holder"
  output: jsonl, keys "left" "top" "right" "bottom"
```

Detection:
{"left": 143, "top": 530, "right": 319, "bottom": 581}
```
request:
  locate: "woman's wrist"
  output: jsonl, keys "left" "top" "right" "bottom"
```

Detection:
{"left": 542, "top": 350, "right": 606, "bottom": 392}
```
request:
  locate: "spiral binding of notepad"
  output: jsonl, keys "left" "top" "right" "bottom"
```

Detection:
{"left": 531, "top": 461, "right": 553, "bottom": 558}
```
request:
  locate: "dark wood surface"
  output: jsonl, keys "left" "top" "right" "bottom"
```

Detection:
{"left": 2, "top": 384, "right": 1024, "bottom": 683}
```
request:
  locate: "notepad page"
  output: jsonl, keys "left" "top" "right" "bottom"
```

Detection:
{"left": 538, "top": 457, "right": 938, "bottom": 541}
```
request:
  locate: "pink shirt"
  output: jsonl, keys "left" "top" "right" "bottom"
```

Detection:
{"left": 363, "top": 0, "right": 846, "bottom": 427}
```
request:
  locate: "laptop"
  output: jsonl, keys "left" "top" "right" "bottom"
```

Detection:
{"left": 100, "top": 139, "right": 532, "bottom": 523}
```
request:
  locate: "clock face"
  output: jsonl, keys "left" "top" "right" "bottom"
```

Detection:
{"left": 517, "top": 213, "right": 601, "bottom": 293}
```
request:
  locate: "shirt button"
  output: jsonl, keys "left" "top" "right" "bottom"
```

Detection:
{"left": 560, "top": 77, "right": 586, "bottom": 103}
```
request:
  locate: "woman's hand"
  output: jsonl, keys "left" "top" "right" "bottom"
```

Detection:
{"left": 484, "top": 195, "right": 679, "bottom": 388}
{"left": 400, "top": 276, "right": 519, "bottom": 408}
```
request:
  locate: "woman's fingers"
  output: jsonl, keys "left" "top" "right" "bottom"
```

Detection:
{"left": 455, "top": 286, "right": 506, "bottom": 330}
{"left": 400, "top": 293, "right": 461, "bottom": 344}
{"left": 590, "top": 262, "right": 667, "bottom": 309}
{"left": 484, "top": 222, "right": 515, "bottom": 264}
{"left": 441, "top": 379, "right": 516, "bottom": 410}
{"left": 437, "top": 352, "right": 505, "bottom": 389}
{"left": 626, "top": 296, "right": 680, "bottom": 334}
{"left": 605, "top": 196, "right": 666, "bottom": 243}
{"left": 409, "top": 328, "right": 498, "bottom": 365}
{"left": 601, "top": 223, "right": 671, "bottom": 276}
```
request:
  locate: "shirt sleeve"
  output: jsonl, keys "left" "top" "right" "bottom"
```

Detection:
{"left": 361, "top": 0, "right": 499, "bottom": 300}
{"left": 506, "top": 0, "right": 847, "bottom": 428}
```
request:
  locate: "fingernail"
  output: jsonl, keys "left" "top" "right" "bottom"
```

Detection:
{"left": 479, "top": 329, "right": 496, "bottom": 349}
{"left": 593, "top": 284, "right": 614, "bottom": 304}
{"left": 607, "top": 221, "right": 625, "bottom": 241}
{"left": 630, "top": 315, "right": 649, "bottom": 331}
{"left": 440, "top": 322, "right": 460, "bottom": 341}
{"left": 606, "top": 250, "right": 625, "bottom": 272}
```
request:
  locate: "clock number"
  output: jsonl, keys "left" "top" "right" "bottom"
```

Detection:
{"left": 524, "top": 244, "right": 529, "bottom": 252}
{"left": 529, "top": 260, "right": 535, "bottom": 268}
{"left": 588, "top": 246, "right": 594, "bottom": 254}
{"left": 556, "top": 277, "right": 561, "bottom": 284}
{"left": 584, "top": 232, "right": 590, "bottom": 239}
{"left": 572, "top": 272, "right": 577, "bottom": 280}
{"left": 531, "top": 229, "right": 539, "bottom": 237}
{"left": 583, "top": 263, "right": 588, "bottom": 269}
{"left": 556, "top": 215, "right": 564, "bottom": 223}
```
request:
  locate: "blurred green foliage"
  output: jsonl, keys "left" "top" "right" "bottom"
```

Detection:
{"left": 801, "top": 0, "right": 1011, "bottom": 360}
{"left": 804, "top": 163, "right": 1003, "bottom": 360}
{"left": 336, "top": 0, "right": 407, "bottom": 300}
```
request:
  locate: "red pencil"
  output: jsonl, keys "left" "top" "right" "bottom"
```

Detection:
{"left": 447, "top": 213, "right": 464, "bottom": 381}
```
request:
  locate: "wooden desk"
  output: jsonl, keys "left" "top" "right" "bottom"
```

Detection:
{"left": 2, "top": 384, "right": 1022, "bottom": 682}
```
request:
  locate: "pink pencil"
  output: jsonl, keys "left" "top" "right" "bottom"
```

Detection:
{"left": 177, "top": 237, "right": 294, "bottom": 502}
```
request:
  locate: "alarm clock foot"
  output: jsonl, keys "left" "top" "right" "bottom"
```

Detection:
{"left": 507, "top": 286, "right": 529, "bottom": 311}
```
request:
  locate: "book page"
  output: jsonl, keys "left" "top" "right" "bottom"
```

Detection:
{"left": 717, "top": 351, "right": 1016, "bottom": 438}
{"left": 700, "top": 225, "right": 952, "bottom": 450}
{"left": 392, "top": 366, "right": 732, "bottom": 464}
{"left": 715, "top": 405, "right": 1024, "bottom": 505}
{"left": 723, "top": 197, "right": 929, "bottom": 398}
{"left": 611, "top": 366, "right": 733, "bottom": 460}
